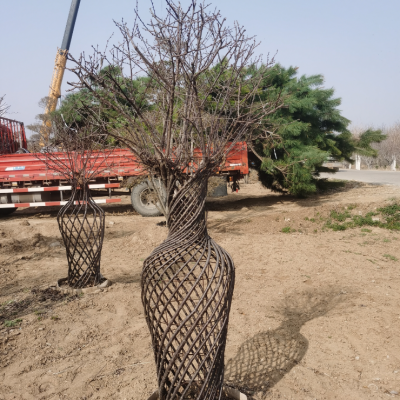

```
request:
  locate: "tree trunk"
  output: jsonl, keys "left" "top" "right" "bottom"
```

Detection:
{"left": 355, "top": 154, "right": 361, "bottom": 170}
{"left": 141, "top": 175, "right": 235, "bottom": 400}
{"left": 57, "top": 183, "right": 105, "bottom": 288}
{"left": 391, "top": 156, "right": 397, "bottom": 171}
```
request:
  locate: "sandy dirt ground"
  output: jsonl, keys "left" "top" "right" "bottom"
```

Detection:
{"left": 1, "top": 181, "right": 400, "bottom": 400}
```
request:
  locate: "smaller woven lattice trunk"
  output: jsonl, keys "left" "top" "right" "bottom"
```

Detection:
{"left": 58, "top": 184, "right": 105, "bottom": 288}
{"left": 142, "top": 176, "right": 235, "bottom": 400}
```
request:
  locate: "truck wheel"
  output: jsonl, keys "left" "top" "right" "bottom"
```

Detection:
{"left": 0, "top": 208, "right": 17, "bottom": 217}
{"left": 131, "top": 180, "right": 165, "bottom": 217}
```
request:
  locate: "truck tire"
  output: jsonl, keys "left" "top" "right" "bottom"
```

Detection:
{"left": 0, "top": 208, "right": 17, "bottom": 217}
{"left": 131, "top": 180, "right": 165, "bottom": 217}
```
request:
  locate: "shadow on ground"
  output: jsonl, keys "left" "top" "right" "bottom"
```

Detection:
{"left": 224, "top": 286, "right": 343, "bottom": 399}
{"left": 206, "top": 180, "right": 357, "bottom": 214}
{"left": 8, "top": 203, "right": 138, "bottom": 220}
{"left": 0, "top": 288, "right": 77, "bottom": 326}
{"left": 111, "top": 272, "right": 141, "bottom": 285}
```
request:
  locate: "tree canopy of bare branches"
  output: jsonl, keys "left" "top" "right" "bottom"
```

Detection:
{"left": 374, "top": 122, "right": 400, "bottom": 170}
{"left": 27, "top": 97, "right": 56, "bottom": 149}
{"left": 66, "top": 0, "right": 283, "bottom": 217}
{"left": 37, "top": 116, "right": 113, "bottom": 185}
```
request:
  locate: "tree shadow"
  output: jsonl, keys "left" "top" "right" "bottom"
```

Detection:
{"left": 206, "top": 180, "right": 356, "bottom": 213}
{"left": 9, "top": 203, "right": 138, "bottom": 219}
{"left": 224, "top": 286, "right": 343, "bottom": 398}
{"left": 0, "top": 288, "right": 77, "bottom": 326}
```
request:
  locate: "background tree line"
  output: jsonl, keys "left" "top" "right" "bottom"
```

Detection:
{"left": 350, "top": 123, "right": 400, "bottom": 171}
{"left": 27, "top": 63, "right": 391, "bottom": 196}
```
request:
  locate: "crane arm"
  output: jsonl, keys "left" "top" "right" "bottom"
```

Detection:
{"left": 44, "top": 49, "right": 69, "bottom": 116}
{"left": 42, "top": 0, "right": 81, "bottom": 143}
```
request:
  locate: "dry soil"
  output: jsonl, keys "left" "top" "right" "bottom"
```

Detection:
{"left": 1, "top": 181, "right": 400, "bottom": 400}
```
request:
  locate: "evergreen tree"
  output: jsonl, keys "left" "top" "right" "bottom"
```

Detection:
{"left": 352, "top": 128, "right": 386, "bottom": 157}
{"left": 251, "top": 65, "right": 355, "bottom": 196}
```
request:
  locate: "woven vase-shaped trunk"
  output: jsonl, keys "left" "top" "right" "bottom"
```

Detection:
{"left": 57, "top": 183, "right": 105, "bottom": 288}
{"left": 142, "top": 177, "right": 235, "bottom": 400}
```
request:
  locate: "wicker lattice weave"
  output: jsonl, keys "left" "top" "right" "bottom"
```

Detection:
{"left": 58, "top": 184, "right": 105, "bottom": 288}
{"left": 142, "top": 176, "right": 235, "bottom": 400}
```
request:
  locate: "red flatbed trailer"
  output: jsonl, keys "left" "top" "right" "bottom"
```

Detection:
{"left": 0, "top": 118, "right": 248, "bottom": 216}
{"left": 0, "top": 117, "right": 27, "bottom": 155}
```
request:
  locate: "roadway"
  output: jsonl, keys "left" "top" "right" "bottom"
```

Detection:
{"left": 320, "top": 169, "right": 400, "bottom": 186}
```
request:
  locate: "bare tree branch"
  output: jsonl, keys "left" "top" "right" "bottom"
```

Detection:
{"left": 65, "top": 0, "right": 284, "bottom": 218}
{"left": 0, "top": 95, "right": 10, "bottom": 117}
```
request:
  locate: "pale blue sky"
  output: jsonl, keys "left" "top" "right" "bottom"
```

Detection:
{"left": 1, "top": 0, "right": 399, "bottom": 136}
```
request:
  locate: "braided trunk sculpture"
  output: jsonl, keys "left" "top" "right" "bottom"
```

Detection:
{"left": 66, "top": 1, "right": 285, "bottom": 397}
{"left": 142, "top": 176, "right": 235, "bottom": 400}
{"left": 58, "top": 183, "right": 105, "bottom": 288}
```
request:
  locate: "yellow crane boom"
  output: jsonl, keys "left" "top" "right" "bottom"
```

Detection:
{"left": 44, "top": 49, "right": 68, "bottom": 116}
{"left": 42, "top": 0, "right": 81, "bottom": 144}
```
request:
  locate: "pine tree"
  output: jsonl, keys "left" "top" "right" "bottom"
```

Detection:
{"left": 251, "top": 65, "right": 355, "bottom": 196}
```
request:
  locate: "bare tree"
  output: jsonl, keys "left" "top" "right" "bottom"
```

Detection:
{"left": 361, "top": 155, "right": 376, "bottom": 169}
{"left": 0, "top": 95, "right": 10, "bottom": 117}
{"left": 36, "top": 116, "right": 113, "bottom": 289}
{"left": 375, "top": 123, "right": 400, "bottom": 170}
{"left": 27, "top": 97, "right": 54, "bottom": 148}
{"left": 67, "top": 2, "right": 283, "bottom": 218}
{"left": 27, "top": 133, "right": 42, "bottom": 153}
{"left": 66, "top": 2, "right": 284, "bottom": 398}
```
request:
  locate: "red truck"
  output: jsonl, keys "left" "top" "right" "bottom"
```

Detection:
{"left": 0, "top": 117, "right": 249, "bottom": 217}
